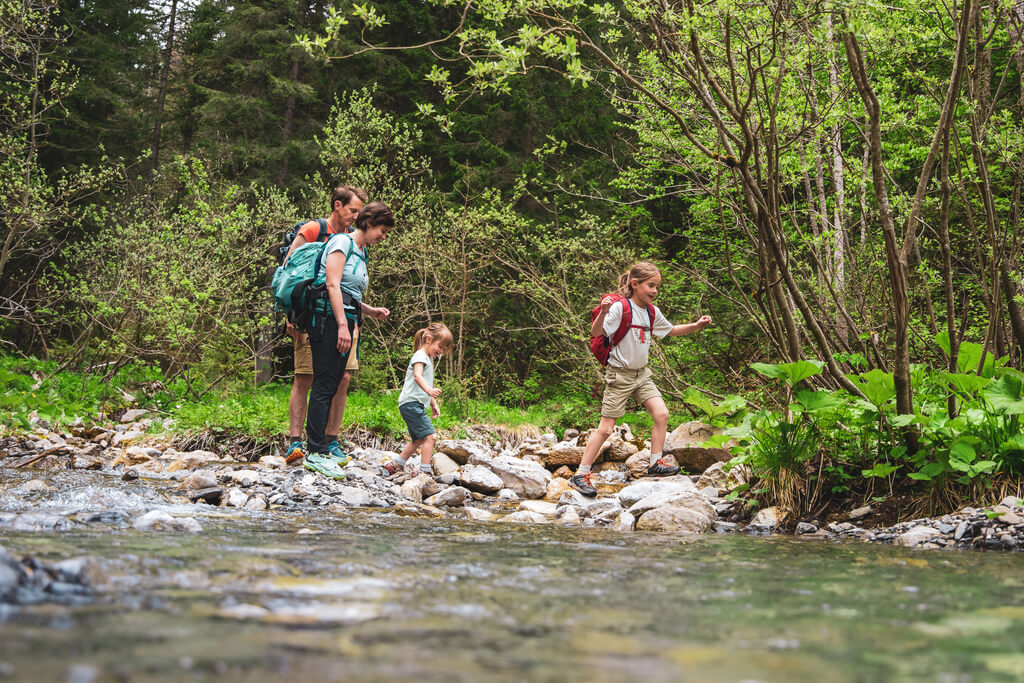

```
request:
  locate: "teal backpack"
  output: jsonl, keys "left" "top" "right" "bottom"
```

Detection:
{"left": 271, "top": 230, "right": 367, "bottom": 332}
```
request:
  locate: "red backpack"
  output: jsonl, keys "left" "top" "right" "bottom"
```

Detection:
{"left": 589, "top": 294, "right": 655, "bottom": 366}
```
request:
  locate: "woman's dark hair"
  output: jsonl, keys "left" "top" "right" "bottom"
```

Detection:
{"left": 354, "top": 201, "right": 395, "bottom": 231}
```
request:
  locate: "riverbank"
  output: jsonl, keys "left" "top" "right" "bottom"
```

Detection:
{"left": 2, "top": 409, "right": 1022, "bottom": 553}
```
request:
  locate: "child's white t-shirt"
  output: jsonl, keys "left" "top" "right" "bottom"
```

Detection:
{"left": 602, "top": 300, "right": 673, "bottom": 370}
{"left": 398, "top": 348, "right": 434, "bottom": 408}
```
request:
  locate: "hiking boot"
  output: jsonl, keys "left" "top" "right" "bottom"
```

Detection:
{"left": 646, "top": 458, "right": 681, "bottom": 477}
{"left": 304, "top": 453, "right": 347, "bottom": 480}
{"left": 382, "top": 460, "right": 404, "bottom": 476}
{"left": 327, "top": 440, "right": 350, "bottom": 466}
{"left": 284, "top": 440, "right": 306, "bottom": 465}
{"left": 569, "top": 472, "right": 597, "bottom": 497}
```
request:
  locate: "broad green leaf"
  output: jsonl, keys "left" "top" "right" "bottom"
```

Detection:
{"left": 862, "top": 463, "right": 899, "bottom": 478}
{"left": 750, "top": 360, "right": 824, "bottom": 386}
{"left": 795, "top": 389, "right": 844, "bottom": 412}
{"left": 850, "top": 368, "right": 896, "bottom": 409}
{"left": 935, "top": 330, "right": 951, "bottom": 356}
{"left": 948, "top": 439, "right": 977, "bottom": 472}
{"left": 999, "top": 434, "right": 1024, "bottom": 453}
{"left": 701, "top": 434, "right": 732, "bottom": 449}
{"left": 943, "top": 372, "right": 990, "bottom": 396}
{"left": 969, "top": 460, "right": 998, "bottom": 477}
{"left": 888, "top": 413, "right": 918, "bottom": 427}
{"left": 957, "top": 342, "right": 995, "bottom": 377}
{"left": 983, "top": 374, "right": 1024, "bottom": 415}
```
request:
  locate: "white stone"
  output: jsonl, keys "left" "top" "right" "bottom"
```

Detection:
{"left": 425, "top": 486, "right": 470, "bottom": 507}
{"left": 557, "top": 508, "right": 581, "bottom": 525}
{"left": 751, "top": 506, "right": 781, "bottom": 528}
{"left": 459, "top": 465, "right": 504, "bottom": 494}
{"left": 518, "top": 500, "right": 558, "bottom": 517}
{"left": 431, "top": 452, "right": 460, "bottom": 476}
{"left": 618, "top": 477, "right": 699, "bottom": 507}
{"left": 895, "top": 526, "right": 941, "bottom": 547}
{"left": 629, "top": 492, "right": 716, "bottom": 521}
{"left": 435, "top": 439, "right": 493, "bottom": 465}
{"left": 497, "top": 488, "right": 519, "bottom": 501}
{"left": 636, "top": 506, "right": 712, "bottom": 533}
{"left": 463, "top": 507, "right": 496, "bottom": 521}
{"left": 120, "top": 408, "right": 149, "bottom": 423}
{"left": 230, "top": 470, "right": 261, "bottom": 487}
{"left": 222, "top": 488, "right": 249, "bottom": 508}
{"left": 133, "top": 509, "right": 202, "bottom": 533}
{"left": 400, "top": 477, "right": 426, "bottom": 503}
{"left": 613, "top": 511, "right": 636, "bottom": 532}
{"left": 498, "top": 510, "right": 549, "bottom": 524}
{"left": 480, "top": 456, "right": 551, "bottom": 499}
{"left": 182, "top": 470, "right": 218, "bottom": 491}
{"left": 258, "top": 455, "right": 287, "bottom": 469}
{"left": 245, "top": 496, "right": 268, "bottom": 511}
{"left": 334, "top": 486, "right": 375, "bottom": 507}
{"left": 696, "top": 461, "right": 749, "bottom": 492}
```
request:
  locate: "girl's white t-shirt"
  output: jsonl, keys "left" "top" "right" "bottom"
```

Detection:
{"left": 398, "top": 348, "right": 434, "bottom": 408}
{"left": 602, "top": 300, "right": 673, "bottom": 370}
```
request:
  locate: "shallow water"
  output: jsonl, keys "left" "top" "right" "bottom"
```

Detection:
{"left": 2, "top": 473, "right": 1024, "bottom": 681}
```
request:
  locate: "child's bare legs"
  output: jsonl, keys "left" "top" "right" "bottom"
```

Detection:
{"left": 643, "top": 396, "right": 679, "bottom": 476}
{"left": 388, "top": 434, "right": 435, "bottom": 476}
{"left": 419, "top": 434, "right": 435, "bottom": 469}
{"left": 400, "top": 438, "right": 425, "bottom": 462}
{"left": 570, "top": 416, "right": 617, "bottom": 496}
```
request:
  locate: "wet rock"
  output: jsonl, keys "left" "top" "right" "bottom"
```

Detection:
{"left": 394, "top": 501, "right": 444, "bottom": 518}
{"left": 544, "top": 477, "right": 572, "bottom": 501}
{"left": 431, "top": 452, "right": 460, "bottom": 476}
{"left": 229, "top": 470, "right": 260, "bottom": 487}
{"left": 435, "top": 439, "right": 493, "bottom": 465}
{"left": 10, "top": 513, "right": 75, "bottom": 532}
{"left": 627, "top": 488, "right": 709, "bottom": 518}
{"left": 713, "top": 521, "right": 739, "bottom": 533}
{"left": 557, "top": 507, "right": 581, "bottom": 525}
{"left": 80, "top": 510, "right": 129, "bottom": 525}
{"left": 849, "top": 505, "right": 872, "bottom": 520}
{"left": 188, "top": 487, "right": 222, "bottom": 505}
{"left": 558, "top": 489, "right": 590, "bottom": 507}
{"left": 954, "top": 521, "right": 970, "bottom": 541}
{"left": 895, "top": 526, "right": 941, "bottom": 547}
{"left": 400, "top": 477, "right": 427, "bottom": 503}
{"left": 663, "top": 421, "right": 733, "bottom": 473}
{"left": 459, "top": 465, "right": 504, "bottom": 494}
{"left": 636, "top": 506, "right": 712, "bottom": 533}
{"left": 1001, "top": 534, "right": 1017, "bottom": 549}
{"left": 479, "top": 456, "right": 551, "bottom": 499}
{"left": 133, "top": 510, "right": 202, "bottom": 533}
{"left": 612, "top": 511, "right": 635, "bottom": 532}
{"left": 15, "top": 479, "right": 51, "bottom": 494}
{"left": 183, "top": 470, "right": 218, "bottom": 491}
{"left": 796, "top": 522, "right": 818, "bottom": 535}
{"left": 121, "top": 469, "right": 140, "bottom": 481}
{"left": 751, "top": 506, "right": 782, "bottom": 528}
{"left": 618, "top": 477, "right": 698, "bottom": 508}
{"left": 496, "top": 488, "right": 519, "bottom": 501}
{"left": 110, "top": 431, "right": 143, "bottom": 447}
{"left": 499, "top": 510, "right": 549, "bottom": 524}
{"left": 165, "top": 450, "right": 222, "bottom": 470}
{"left": 221, "top": 488, "right": 249, "bottom": 508}
{"left": 582, "top": 499, "right": 622, "bottom": 519}
{"left": 120, "top": 408, "right": 149, "bottom": 423}
{"left": 990, "top": 506, "right": 1024, "bottom": 525}
{"left": 245, "top": 496, "right": 268, "bottom": 511}
{"left": 543, "top": 441, "right": 586, "bottom": 468}
{"left": 625, "top": 449, "right": 652, "bottom": 479}
{"left": 462, "top": 507, "right": 495, "bottom": 522}
{"left": 552, "top": 466, "right": 573, "bottom": 479}
{"left": 746, "top": 523, "right": 771, "bottom": 536}
{"left": 425, "top": 486, "right": 469, "bottom": 508}
{"left": 518, "top": 500, "right": 558, "bottom": 517}
{"left": 258, "top": 455, "right": 287, "bottom": 469}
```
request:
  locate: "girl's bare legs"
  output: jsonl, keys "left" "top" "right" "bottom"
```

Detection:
{"left": 400, "top": 438, "right": 424, "bottom": 462}
{"left": 420, "top": 434, "right": 436, "bottom": 468}
{"left": 643, "top": 396, "right": 679, "bottom": 475}
{"left": 578, "top": 416, "right": 618, "bottom": 470}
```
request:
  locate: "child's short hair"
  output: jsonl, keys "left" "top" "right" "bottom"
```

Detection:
{"left": 617, "top": 261, "right": 661, "bottom": 297}
{"left": 413, "top": 322, "right": 454, "bottom": 353}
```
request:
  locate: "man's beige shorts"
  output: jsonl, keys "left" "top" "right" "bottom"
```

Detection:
{"left": 293, "top": 326, "right": 359, "bottom": 375}
{"left": 601, "top": 365, "right": 662, "bottom": 418}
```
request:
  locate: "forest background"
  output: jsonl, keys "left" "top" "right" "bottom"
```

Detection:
{"left": 3, "top": 0, "right": 1024, "bottom": 516}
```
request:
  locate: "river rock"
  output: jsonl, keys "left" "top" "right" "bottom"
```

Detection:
{"left": 71, "top": 453, "right": 103, "bottom": 470}
{"left": 230, "top": 470, "right": 261, "bottom": 487}
{"left": 613, "top": 511, "right": 636, "bottom": 532}
{"left": 222, "top": 488, "right": 249, "bottom": 508}
{"left": 10, "top": 513, "right": 75, "bottom": 532}
{"left": 990, "top": 505, "right": 1024, "bottom": 525}
{"left": 625, "top": 449, "right": 652, "bottom": 479}
{"left": 258, "top": 455, "right": 287, "bottom": 469}
{"left": 110, "top": 430, "right": 143, "bottom": 447}
{"left": 394, "top": 501, "right": 444, "bottom": 518}
{"left": 480, "top": 456, "right": 551, "bottom": 499}
{"left": 435, "top": 440, "right": 493, "bottom": 465}
{"left": 133, "top": 510, "right": 202, "bottom": 533}
{"left": 895, "top": 526, "right": 941, "bottom": 547}
{"left": 663, "top": 422, "right": 732, "bottom": 473}
{"left": 557, "top": 507, "right": 581, "bottom": 525}
{"left": 120, "top": 409, "right": 149, "bottom": 423}
{"left": 188, "top": 487, "right": 222, "bottom": 504}
{"left": 849, "top": 505, "right": 872, "bottom": 520}
{"left": 796, "top": 522, "right": 818, "bottom": 535}
{"left": 552, "top": 466, "right": 573, "bottom": 479}
{"left": 696, "top": 462, "right": 748, "bottom": 492}
{"left": 544, "top": 477, "right": 572, "bottom": 501}
{"left": 618, "top": 477, "right": 698, "bottom": 508}
{"left": 334, "top": 486, "right": 375, "bottom": 507}
{"left": 604, "top": 437, "right": 639, "bottom": 463}
{"left": 999, "top": 496, "right": 1022, "bottom": 509}
{"left": 499, "top": 510, "right": 549, "bottom": 524}
{"left": 631, "top": 493, "right": 716, "bottom": 523}
{"left": 463, "top": 507, "right": 496, "bottom": 521}
{"left": 245, "top": 495, "right": 268, "bottom": 511}
{"left": 543, "top": 442, "right": 586, "bottom": 468}
{"left": 518, "top": 500, "right": 558, "bottom": 517}
{"left": 400, "top": 477, "right": 427, "bottom": 503}
{"left": 459, "top": 465, "right": 504, "bottom": 494}
{"left": 425, "top": 486, "right": 470, "bottom": 507}
{"left": 751, "top": 506, "right": 781, "bottom": 528}
{"left": 183, "top": 470, "right": 218, "bottom": 491}
{"left": 431, "top": 452, "right": 460, "bottom": 476}
{"left": 636, "top": 506, "right": 713, "bottom": 533}
{"left": 496, "top": 488, "right": 519, "bottom": 500}
{"left": 558, "top": 489, "right": 590, "bottom": 507}
{"left": 16, "top": 479, "right": 51, "bottom": 494}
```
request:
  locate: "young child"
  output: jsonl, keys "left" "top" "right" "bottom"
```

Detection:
{"left": 571, "top": 261, "right": 713, "bottom": 497}
{"left": 384, "top": 323, "right": 455, "bottom": 477}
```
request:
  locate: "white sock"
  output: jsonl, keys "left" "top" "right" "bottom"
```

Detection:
{"left": 649, "top": 452, "right": 663, "bottom": 465}
{"left": 420, "top": 463, "right": 432, "bottom": 474}
{"left": 577, "top": 464, "right": 592, "bottom": 475}
{"left": 394, "top": 456, "right": 408, "bottom": 467}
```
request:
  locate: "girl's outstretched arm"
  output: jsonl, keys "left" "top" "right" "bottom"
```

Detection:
{"left": 667, "top": 315, "right": 713, "bottom": 337}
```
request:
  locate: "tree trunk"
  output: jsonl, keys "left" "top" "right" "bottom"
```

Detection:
{"left": 149, "top": 0, "right": 179, "bottom": 181}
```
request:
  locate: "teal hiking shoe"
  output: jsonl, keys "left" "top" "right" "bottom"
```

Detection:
{"left": 285, "top": 440, "right": 306, "bottom": 465}
{"left": 327, "top": 440, "right": 350, "bottom": 465}
{"left": 304, "top": 453, "right": 347, "bottom": 479}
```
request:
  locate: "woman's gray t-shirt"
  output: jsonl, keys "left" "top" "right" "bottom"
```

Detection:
{"left": 319, "top": 232, "right": 368, "bottom": 307}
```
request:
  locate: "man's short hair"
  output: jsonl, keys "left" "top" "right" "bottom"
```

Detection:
{"left": 331, "top": 185, "right": 368, "bottom": 210}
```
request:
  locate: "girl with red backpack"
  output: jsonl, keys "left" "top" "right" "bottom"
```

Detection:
{"left": 571, "top": 262, "right": 713, "bottom": 497}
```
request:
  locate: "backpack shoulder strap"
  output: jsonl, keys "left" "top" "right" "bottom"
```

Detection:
{"left": 645, "top": 304, "right": 655, "bottom": 329}
{"left": 608, "top": 296, "right": 632, "bottom": 345}
{"left": 315, "top": 218, "right": 330, "bottom": 242}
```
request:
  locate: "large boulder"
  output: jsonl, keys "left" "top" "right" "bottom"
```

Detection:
{"left": 618, "top": 477, "right": 698, "bottom": 508}
{"left": 480, "top": 456, "right": 551, "bottom": 499}
{"left": 431, "top": 452, "right": 460, "bottom": 476}
{"left": 636, "top": 506, "right": 713, "bottom": 533}
{"left": 629, "top": 491, "right": 716, "bottom": 520}
{"left": 425, "top": 486, "right": 470, "bottom": 507}
{"left": 544, "top": 477, "right": 572, "bottom": 501}
{"left": 543, "top": 442, "right": 586, "bottom": 468}
{"left": 625, "top": 450, "right": 652, "bottom": 479}
{"left": 460, "top": 465, "right": 504, "bottom": 494}
{"left": 663, "top": 422, "right": 733, "bottom": 473}
{"left": 435, "top": 440, "right": 493, "bottom": 465}
{"left": 696, "top": 461, "right": 748, "bottom": 492}
{"left": 498, "top": 510, "right": 549, "bottom": 524}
